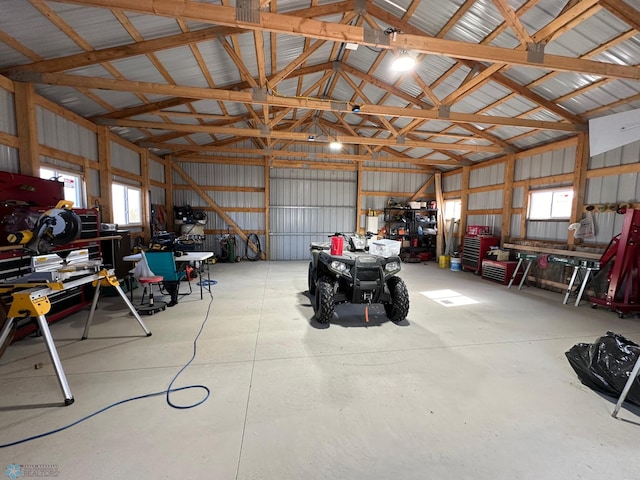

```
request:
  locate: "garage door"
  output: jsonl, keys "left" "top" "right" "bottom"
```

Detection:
{"left": 269, "top": 168, "right": 356, "bottom": 260}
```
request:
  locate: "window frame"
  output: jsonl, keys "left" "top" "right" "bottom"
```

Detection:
{"left": 527, "top": 187, "right": 574, "bottom": 221}
{"left": 111, "top": 182, "right": 143, "bottom": 227}
{"left": 39, "top": 167, "right": 86, "bottom": 208}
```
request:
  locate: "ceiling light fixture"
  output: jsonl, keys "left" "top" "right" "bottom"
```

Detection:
{"left": 392, "top": 50, "right": 415, "bottom": 72}
{"left": 352, "top": 105, "right": 361, "bottom": 113}
{"left": 329, "top": 139, "right": 342, "bottom": 151}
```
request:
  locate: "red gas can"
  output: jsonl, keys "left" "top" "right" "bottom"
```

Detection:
{"left": 330, "top": 235, "right": 344, "bottom": 255}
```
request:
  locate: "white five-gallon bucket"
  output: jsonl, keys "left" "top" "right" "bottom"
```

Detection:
{"left": 450, "top": 257, "right": 462, "bottom": 271}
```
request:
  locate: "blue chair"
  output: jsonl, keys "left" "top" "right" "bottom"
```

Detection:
{"left": 144, "top": 251, "right": 192, "bottom": 305}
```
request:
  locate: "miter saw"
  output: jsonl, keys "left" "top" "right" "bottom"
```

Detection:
{"left": 5, "top": 200, "right": 82, "bottom": 254}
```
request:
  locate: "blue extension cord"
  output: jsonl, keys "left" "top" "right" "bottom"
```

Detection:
{"left": 0, "top": 285, "right": 215, "bottom": 449}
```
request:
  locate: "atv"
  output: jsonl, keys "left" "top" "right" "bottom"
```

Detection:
{"left": 308, "top": 233, "right": 410, "bottom": 325}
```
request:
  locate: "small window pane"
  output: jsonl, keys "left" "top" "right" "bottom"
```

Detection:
{"left": 529, "top": 189, "right": 573, "bottom": 220}
{"left": 112, "top": 184, "right": 126, "bottom": 225}
{"left": 551, "top": 191, "right": 573, "bottom": 218}
{"left": 127, "top": 188, "right": 142, "bottom": 224}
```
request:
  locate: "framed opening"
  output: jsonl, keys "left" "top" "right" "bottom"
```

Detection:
{"left": 528, "top": 188, "right": 573, "bottom": 220}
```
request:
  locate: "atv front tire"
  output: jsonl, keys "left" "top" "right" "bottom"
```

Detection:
{"left": 308, "top": 262, "right": 316, "bottom": 295}
{"left": 384, "top": 276, "right": 409, "bottom": 323}
{"left": 314, "top": 276, "right": 335, "bottom": 324}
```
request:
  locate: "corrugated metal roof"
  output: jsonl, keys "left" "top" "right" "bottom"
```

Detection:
{"left": 1, "top": 0, "right": 639, "bottom": 171}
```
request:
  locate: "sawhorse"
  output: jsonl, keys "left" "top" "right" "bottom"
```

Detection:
{"left": 562, "top": 262, "right": 599, "bottom": 307}
{"left": 0, "top": 269, "right": 151, "bottom": 405}
{"left": 507, "top": 254, "right": 538, "bottom": 290}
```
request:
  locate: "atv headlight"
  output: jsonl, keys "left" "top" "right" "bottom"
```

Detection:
{"left": 330, "top": 260, "right": 352, "bottom": 277}
{"left": 384, "top": 261, "right": 401, "bottom": 274}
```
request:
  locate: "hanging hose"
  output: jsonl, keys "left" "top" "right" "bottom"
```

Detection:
{"left": 245, "top": 233, "right": 262, "bottom": 261}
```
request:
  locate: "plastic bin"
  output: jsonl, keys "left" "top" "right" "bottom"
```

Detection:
{"left": 370, "top": 239, "right": 401, "bottom": 257}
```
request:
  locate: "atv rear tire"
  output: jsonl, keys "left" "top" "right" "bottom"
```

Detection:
{"left": 384, "top": 276, "right": 409, "bottom": 323}
{"left": 308, "top": 262, "right": 316, "bottom": 295}
{"left": 314, "top": 276, "right": 335, "bottom": 324}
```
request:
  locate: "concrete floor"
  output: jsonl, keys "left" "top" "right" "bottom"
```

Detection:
{"left": 1, "top": 260, "right": 639, "bottom": 479}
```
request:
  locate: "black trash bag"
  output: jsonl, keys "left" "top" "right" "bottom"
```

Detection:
{"left": 565, "top": 331, "right": 640, "bottom": 405}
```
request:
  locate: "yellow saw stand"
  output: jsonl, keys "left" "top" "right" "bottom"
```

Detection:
{"left": 0, "top": 269, "right": 151, "bottom": 405}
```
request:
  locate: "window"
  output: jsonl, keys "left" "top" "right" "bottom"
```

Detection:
{"left": 40, "top": 168, "right": 85, "bottom": 208}
{"left": 528, "top": 188, "right": 573, "bottom": 220}
{"left": 444, "top": 199, "right": 462, "bottom": 220}
{"left": 112, "top": 183, "right": 142, "bottom": 226}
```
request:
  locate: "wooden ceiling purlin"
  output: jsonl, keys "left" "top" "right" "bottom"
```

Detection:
{"left": 51, "top": 0, "right": 640, "bottom": 81}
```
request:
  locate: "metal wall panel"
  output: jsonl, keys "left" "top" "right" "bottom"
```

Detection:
{"left": 149, "top": 158, "right": 165, "bottom": 183}
{"left": 150, "top": 185, "right": 165, "bottom": 205}
{"left": 467, "top": 214, "right": 501, "bottom": 237}
{"left": 581, "top": 212, "right": 626, "bottom": 246}
{"left": 468, "top": 190, "right": 504, "bottom": 209}
{"left": 510, "top": 213, "right": 522, "bottom": 239}
{"left": 469, "top": 163, "right": 505, "bottom": 187}
{"left": 171, "top": 161, "right": 266, "bottom": 259}
{"left": 110, "top": 141, "right": 141, "bottom": 175}
{"left": 585, "top": 173, "right": 640, "bottom": 205}
{"left": 0, "top": 87, "right": 16, "bottom": 135}
{"left": 88, "top": 168, "right": 100, "bottom": 198}
{"left": 175, "top": 162, "right": 264, "bottom": 187}
{"left": 36, "top": 107, "right": 98, "bottom": 161}
{"left": 269, "top": 168, "right": 356, "bottom": 260}
{"left": 443, "top": 173, "right": 462, "bottom": 192}
{"left": 40, "top": 155, "right": 82, "bottom": 172}
{"left": 514, "top": 145, "right": 575, "bottom": 181}
{"left": 589, "top": 139, "right": 640, "bottom": 169}
{"left": 0, "top": 145, "right": 19, "bottom": 173}
{"left": 512, "top": 186, "right": 524, "bottom": 208}
{"left": 526, "top": 221, "right": 569, "bottom": 242}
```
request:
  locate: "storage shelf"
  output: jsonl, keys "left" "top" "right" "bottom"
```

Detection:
{"left": 384, "top": 203, "right": 437, "bottom": 258}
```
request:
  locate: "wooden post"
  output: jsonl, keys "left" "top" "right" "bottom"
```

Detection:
{"left": 264, "top": 156, "right": 270, "bottom": 260}
{"left": 97, "top": 126, "right": 113, "bottom": 222}
{"left": 14, "top": 82, "right": 39, "bottom": 176}
{"left": 140, "top": 146, "right": 150, "bottom": 239}
{"left": 435, "top": 172, "right": 444, "bottom": 257}
{"left": 459, "top": 165, "right": 470, "bottom": 244}
{"left": 569, "top": 132, "right": 589, "bottom": 246}
{"left": 501, "top": 154, "right": 515, "bottom": 244}
{"left": 520, "top": 180, "right": 530, "bottom": 240}
{"left": 166, "top": 155, "right": 174, "bottom": 231}
{"left": 356, "top": 161, "right": 363, "bottom": 233}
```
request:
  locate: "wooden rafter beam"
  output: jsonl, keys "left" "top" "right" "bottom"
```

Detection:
{"left": 95, "top": 61, "right": 332, "bottom": 121}
{"left": 15, "top": 72, "right": 585, "bottom": 132}
{"left": 109, "top": 118, "right": 505, "bottom": 152}
{"left": 50, "top": 0, "right": 640, "bottom": 81}
{"left": 599, "top": 0, "right": 640, "bottom": 31}
{"left": 159, "top": 144, "right": 457, "bottom": 166}
{"left": 2, "top": 1, "right": 355, "bottom": 75}
{"left": 491, "top": 0, "right": 533, "bottom": 45}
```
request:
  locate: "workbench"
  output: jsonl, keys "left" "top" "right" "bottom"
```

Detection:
{"left": 504, "top": 244, "right": 602, "bottom": 306}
